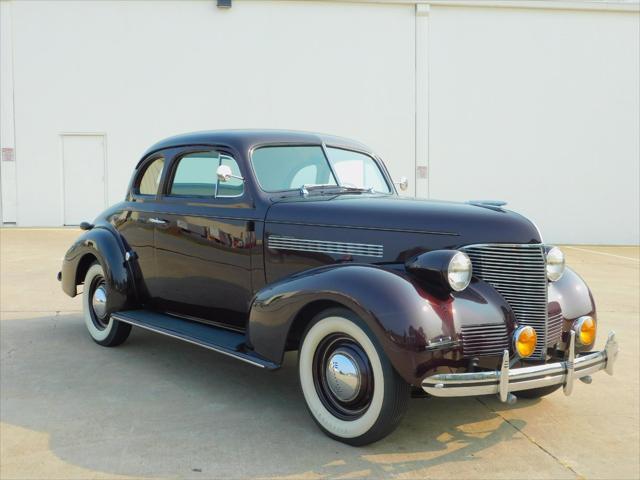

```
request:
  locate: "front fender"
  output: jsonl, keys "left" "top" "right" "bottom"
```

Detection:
{"left": 61, "top": 227, "right": 132, "bottom": 310}
{"left": 548, "top": 266, "right": 597, "bottom": 352}
{"left": 248, "top": 264, "right": 515, "bottom": 385}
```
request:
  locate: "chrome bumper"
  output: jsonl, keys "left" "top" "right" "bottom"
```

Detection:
{"left": 422, "top": 331, "right": 619, "bottom": 403}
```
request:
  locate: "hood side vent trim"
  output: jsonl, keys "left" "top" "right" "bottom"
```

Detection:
{"left": 268, "top": 235, "right": 384, "bottom": 258}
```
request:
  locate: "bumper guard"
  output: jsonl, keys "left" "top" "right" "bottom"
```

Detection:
{"left": 422, "top": 331, "right": 618, "bottom": 403}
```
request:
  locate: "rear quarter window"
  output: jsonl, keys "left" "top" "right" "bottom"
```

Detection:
{"left": 136, "top": 157, "right": 165, "bottom": 196}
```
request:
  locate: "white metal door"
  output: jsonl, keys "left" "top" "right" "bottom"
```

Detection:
{"left": 62, "top": 134, "right": 106, "bottom": 225}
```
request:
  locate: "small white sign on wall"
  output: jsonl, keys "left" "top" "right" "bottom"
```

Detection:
{"left": 1, "top": 148, "right": 14, "bottom": 162}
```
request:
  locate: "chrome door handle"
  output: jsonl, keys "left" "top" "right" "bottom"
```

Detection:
{"left": 148, "top": 218, "right": 168, "bottom": 225}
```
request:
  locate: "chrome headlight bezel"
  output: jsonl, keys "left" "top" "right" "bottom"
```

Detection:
{"left": 405, "top": 250, "right": 473, "bottom": 293}
{"left": 447, "top": 251, "right": 473, "bottom": 292}
{"left": 513, "top": 325, "right": 537, "bottom": 358}
{"left": 545, "top": 246, "right": 565, "bottom": 282}
{"left": 573, "top": 315, "right": 597, "bottom": 346}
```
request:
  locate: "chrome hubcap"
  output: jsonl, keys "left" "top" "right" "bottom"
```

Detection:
{"left": 326, "top": 352, "right": 361, "bottom": 402}
{"left": 92, "top": 285, "right": 108, "bottom": 318}
{"left": 313, "top": 333, "right": 373, "bottom": 420}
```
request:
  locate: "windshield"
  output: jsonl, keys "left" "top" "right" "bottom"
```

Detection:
{"left": 251, "top": 145, "right": 392, "bottom": 194}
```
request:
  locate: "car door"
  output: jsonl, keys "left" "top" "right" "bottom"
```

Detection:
{"left": 152, "top": 147, "right": 257, "bottom": 330}
{"left": 116, "top": 154, "right": 167, "bottom": 303}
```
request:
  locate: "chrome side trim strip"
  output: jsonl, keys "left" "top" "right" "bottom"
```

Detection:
{"left": 268, "top": 235, "right": 384, "bottom": 258}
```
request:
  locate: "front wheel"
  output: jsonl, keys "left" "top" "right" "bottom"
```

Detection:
{"left": 82, "top": 262, "right": 131, "bottom": 347}
{"left": 298, "top": 308, "right": 410, "bottom": 446}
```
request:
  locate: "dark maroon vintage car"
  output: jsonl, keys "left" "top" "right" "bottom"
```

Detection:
{"left": 59, "top": 130, "right": 618, "bottom": 445}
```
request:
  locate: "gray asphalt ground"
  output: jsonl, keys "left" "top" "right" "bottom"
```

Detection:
{"left": 1, "top": 229, "right": 638, "bottom": 479}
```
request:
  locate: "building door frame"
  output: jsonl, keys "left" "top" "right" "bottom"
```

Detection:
{"left": 60, "top": 132, "right": 108, "bottom": 226}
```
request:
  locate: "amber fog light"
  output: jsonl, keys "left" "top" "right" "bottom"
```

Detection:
{"left": 573, "top": 316, "right": 596, "bottom": 346}
{"left": 514, "top": 326, "right": 537, "bottom": 358}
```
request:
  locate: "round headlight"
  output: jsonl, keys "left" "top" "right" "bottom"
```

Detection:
{"left": 546, "top": 246, "right": 565, "bottom": 282}
{"left": 448, "top": 251, "right": 472, "bottom": 292}
{"left": 514, "top": 326, "right": 537, "bottom": 358}
{"left": 573, "top": 316, "right": 596, "bottom": 346}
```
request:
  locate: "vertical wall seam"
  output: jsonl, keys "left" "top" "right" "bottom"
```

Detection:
{"left": 414, "top": 4, "right": 418, "bottom": 197}
{"left": 426, "top": 4, "right": 430, "bottom": 198}
{"left": 10, "top": 0, "right": 18, "bottom": 224}
{"left": 415, "top": 3, "right": 430, "bottom": 198}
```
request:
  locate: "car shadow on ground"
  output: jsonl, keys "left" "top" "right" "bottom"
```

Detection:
{"left": 1, "top": 313, "right": 541, "bottom": 479}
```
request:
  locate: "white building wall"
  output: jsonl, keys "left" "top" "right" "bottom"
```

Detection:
{"left": 0, "top": 0, "right": 17, "bottom": 223}
{"left": 427, "top": 3, "right": 640, "bottom": 245}
{"left": 5, "top": 0, "right": 416, "bottom": 226}
{"left": 1, "top": 0, "right": 639, "bottom": 244}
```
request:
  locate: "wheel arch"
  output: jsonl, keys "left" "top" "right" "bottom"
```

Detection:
{"left": 284, "top": 299, "right": 347, "bottom": 351}
{"left": 75, "top": 252, "right": 99, "bottom": 286}
{"left": 61, "top": 227, "right": 134, "bottom": 312}
{"left": 248, "top": 263, "right": 483, "bottom": 385}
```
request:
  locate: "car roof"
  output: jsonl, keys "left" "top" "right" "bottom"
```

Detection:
{"left": 140, "top": 129, "right": 373, "bottom": 161}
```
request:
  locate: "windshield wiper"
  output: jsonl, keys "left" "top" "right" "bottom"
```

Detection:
{"left": 299, "top": 184, "right": 340, "bottom": 196}
{"left": 334, "top": 186, "right": 375, "bottom": 194}
{"left": 299, "top": 184, "right": 375, "bottom": 196}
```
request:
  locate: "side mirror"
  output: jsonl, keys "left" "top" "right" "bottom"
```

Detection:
{"left": 395, "top": 177, "right": 409, "bottom": 192}
{"left": 216, "top": 164, "right": 244, "bottom": 183}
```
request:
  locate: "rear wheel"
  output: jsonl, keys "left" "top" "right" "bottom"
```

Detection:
{"left": 82, "top": 262, "right": 131, "bottom": 347}
{"left": 298, "top": 308, "right": 409, "bottom": 446}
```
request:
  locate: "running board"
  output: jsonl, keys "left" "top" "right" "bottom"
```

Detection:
{"left": 111, "top": 310, "right": 279, "bottom": 370}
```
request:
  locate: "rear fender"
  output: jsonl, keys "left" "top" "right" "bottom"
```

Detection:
{"left": 61, "top": 227, "right": 132, "bottom": 311}
{"left": 248, "top": 264, "right": 514, "bottom": 385}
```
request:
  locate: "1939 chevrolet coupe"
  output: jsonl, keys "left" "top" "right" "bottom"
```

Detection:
{"left": 59, "top": 130, "right": 618, "bottom": 445}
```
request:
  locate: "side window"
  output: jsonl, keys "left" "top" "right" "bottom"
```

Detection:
{"left": 170, "top": 151, "right": 219, "bottom": 197}
{"left": 137, "top": 157, "right": 164, "bottom": 196}
{"left": 216, "top": 155, "right": 244, "bottom": 198}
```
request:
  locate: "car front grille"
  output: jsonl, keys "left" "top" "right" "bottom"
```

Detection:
{"left": 460, "top": 323, "right": 509, "bottom": 358}
{"left": 547, "top": 311, "right": 563, "bottom": 347}
{"left": 463, "top": 244, "right": 548, "bottom": 359}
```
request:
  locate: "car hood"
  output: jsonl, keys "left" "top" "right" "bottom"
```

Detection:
{"left": 266, "top": 194, "right": 542, "bottom": 250}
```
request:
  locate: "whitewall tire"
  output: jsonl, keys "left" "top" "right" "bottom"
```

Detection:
{"left": 82, "top": 262, "right": 131, "bottom": 347}
{"left": 298, "top": 308, "right": 409, "bottom": 445}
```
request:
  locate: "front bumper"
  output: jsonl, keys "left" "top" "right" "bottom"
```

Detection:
{"left": 422, "top": 331, "right": 618, "bottom": 402}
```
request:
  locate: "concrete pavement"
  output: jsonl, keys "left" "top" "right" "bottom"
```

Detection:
{"left": 1, "top": 229, "right": 638, "bottom": 479}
